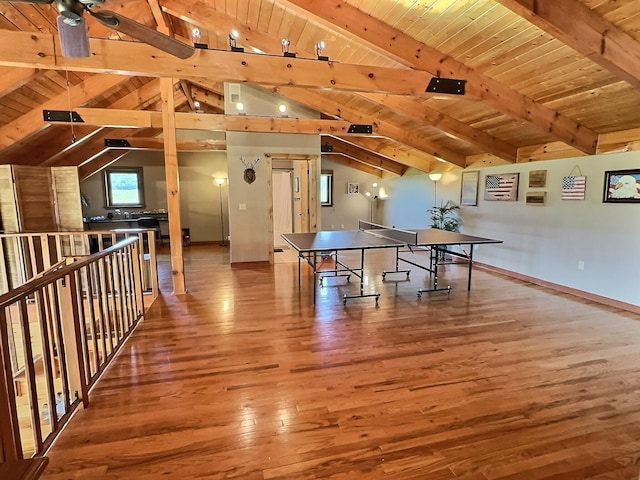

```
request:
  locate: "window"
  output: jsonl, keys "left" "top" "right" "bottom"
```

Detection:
{"left": 104, "top": 168, "right": 145, "bottom": 208}
{"left": 320, "top": 170, "right": 333, "bottom": 206}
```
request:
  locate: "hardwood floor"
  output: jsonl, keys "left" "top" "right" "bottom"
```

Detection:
{"left": 40, "top": 245, "right": 640, "bottom": 479}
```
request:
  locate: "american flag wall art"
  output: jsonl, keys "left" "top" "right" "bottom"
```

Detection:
{"left": 561, "top": 176, "right": 586, "bottom": 200}
{"left": 484, "top": 173, "right": 519, "bottom": 201}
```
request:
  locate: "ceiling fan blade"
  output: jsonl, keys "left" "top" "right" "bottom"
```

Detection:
{"left": 91, "top": 10, "right": 195, "bottom": 59}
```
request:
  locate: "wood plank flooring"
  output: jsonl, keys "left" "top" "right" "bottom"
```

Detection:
{"left": 40, "top": 245, "right": 640, "bottom": 479}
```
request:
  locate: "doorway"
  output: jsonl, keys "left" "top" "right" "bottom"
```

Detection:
{"left": 272, "top": 170, "right": 293, "bottom": 249}
{"left": 267, "top": 154, "right": 318, "bottom": 254}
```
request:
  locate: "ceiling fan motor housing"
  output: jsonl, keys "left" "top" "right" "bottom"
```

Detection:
{"left": 56, "top": 0, "right": 85, "bottom": 25}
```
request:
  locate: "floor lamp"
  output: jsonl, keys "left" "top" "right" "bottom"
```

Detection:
{"left": 429, "top": 172, "right": 442, "bottom": 206}
{"left": 215, "top": 178, "right": 227, "bottom": 246}
{"left": 365, "top": 183, "right": 378, "bottom": 223}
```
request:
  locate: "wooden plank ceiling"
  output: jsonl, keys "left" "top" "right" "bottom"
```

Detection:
{"left": 0, "top": 0, "right": 639, "bottom": 179}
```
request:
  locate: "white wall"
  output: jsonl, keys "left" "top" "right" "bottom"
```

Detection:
{"left": 379, "top": 152, "right": 640, "bottom": 308}
{"left": 378, "top": 169, "right": 461, "bottom": 229}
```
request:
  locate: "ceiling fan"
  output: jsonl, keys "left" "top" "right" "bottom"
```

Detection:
{"left": 5, "top": 0, "right": 195, "bottom": 59}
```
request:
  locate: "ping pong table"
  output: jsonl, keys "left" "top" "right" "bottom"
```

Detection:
{"left": 281, "top": 221, "right": 502, "bottom": 305}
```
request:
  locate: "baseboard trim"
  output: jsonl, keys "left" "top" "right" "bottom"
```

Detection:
{"left": 475, "top": 262, "right": 640, "bottom": 315}
{"left": 230, "top": 261, "right": 271, "bottom": 268}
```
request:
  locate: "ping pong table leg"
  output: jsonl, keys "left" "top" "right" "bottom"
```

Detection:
{"left": 416, "top": 247, "right": 451, "bottom": 298}
{"left": 313, "top": 251, "right": 317, "bottom": 304}
{"left": 342, "top": 248, "right": 380, "bottom": 305}
{"left": 467, "top": 246, "right": 473, "bottom": 291}
{"left": 381, "top": 246, "right": 411, "bottom": 280}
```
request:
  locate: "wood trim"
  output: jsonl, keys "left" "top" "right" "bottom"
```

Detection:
{"left": 475, "top": 262, "right": 640, "bottom": 315}
{"left": 230, "top": 261, "right": 271, "bottom": 268}
{"left": 0, "top": 457, "right": 49, "bottom": 480}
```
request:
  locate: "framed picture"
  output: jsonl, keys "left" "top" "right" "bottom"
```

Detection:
{"left": 484, "top": 172, "right": 519, "bottom": 201}
{"left": 460, "top": 170, "right": 479, "bottom": 206}
{"left": 526, "top": 191, "right": 546, "bottom": 205}
{"left": 528, "top": 169, "right": 547, "bottom": 188}
{"left": 603, "top": 169, "right": 640, "bottom": 203}
{"left": 347, "top": 182, "right": 359, "bottom": 194}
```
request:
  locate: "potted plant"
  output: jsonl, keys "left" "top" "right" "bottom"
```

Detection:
{"left": 428, "top": 200, "right": 460, "bottom": 262}
{"left": 428, "top": 200, "right": 460, "bottom": 232}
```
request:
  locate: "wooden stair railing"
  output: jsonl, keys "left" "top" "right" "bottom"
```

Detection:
{"left": 0, "top": 458, "right": 49, "bottom": 480}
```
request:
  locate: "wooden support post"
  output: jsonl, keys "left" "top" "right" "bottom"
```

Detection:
{"left": 160, "top": 78, "right": 186, "bottom": 294}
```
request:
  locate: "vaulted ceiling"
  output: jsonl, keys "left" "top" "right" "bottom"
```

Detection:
{"left": 1, "top": 0, "right": 640, "bottom": 180}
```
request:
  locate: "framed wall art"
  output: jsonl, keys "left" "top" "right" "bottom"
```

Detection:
{"left": 460, "top": 170, "right": 479, "bottom": 206}
{"left": 528, "top": 169, "right": 547, "bottom": 188}
{"left": 347, "top": 182, "right": 360, "bottom": 194}
{"left": 603, "top": 169, "right": 640, "bottom": 203}
{"left": 484, "top": 173, "right": 519, "bottom": 201}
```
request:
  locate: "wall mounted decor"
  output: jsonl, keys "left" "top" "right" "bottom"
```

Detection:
{"left": 603, "top": 169, "right": 640, "bottom": 203}
{"left": 347, "top": 182, "right": 359, "bottom": 194}
{"left": 561, "top": 176, "right": 586, "bottom": 200}
{"left": 460, "top": 170, "right": 479, "bottom": 206}
{"left": 240, "top": 156, "right": 260, "bottom": 184}
{"left": 484, "top": 173, "right": 519, "bottom": 201}
{"left": 526, "top": 191, "right": 546, "bottom": 205}
{"left": 528, "top": 170, "right": 547, "bottom": 188}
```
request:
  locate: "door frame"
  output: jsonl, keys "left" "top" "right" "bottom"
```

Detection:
{"left": 265, "top": 153, "right": 318, "bottom": 264}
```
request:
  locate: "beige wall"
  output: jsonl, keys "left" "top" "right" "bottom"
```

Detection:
{"left": 80, "top": 150, "right": 228, "bottom": 243}
{"left": 224, "top": 83, "right": 321, "bottom": 263}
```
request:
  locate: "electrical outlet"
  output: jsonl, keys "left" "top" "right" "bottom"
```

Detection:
{"left": 578, "top": 260, "right": 585, "bottom": 270}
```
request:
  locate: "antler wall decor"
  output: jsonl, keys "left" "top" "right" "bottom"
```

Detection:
{"left": 240, "top": 156, "right": 260, "bottom": 184}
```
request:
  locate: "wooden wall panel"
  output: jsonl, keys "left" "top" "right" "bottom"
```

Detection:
{"left": 12, "top": 165, "right": 56, "bottom": 233}
{"left": 52, "top": 167, "right": 83, "bottom": 231}
{"left": 0, "top": 165, "right": 19, "bottom": 233}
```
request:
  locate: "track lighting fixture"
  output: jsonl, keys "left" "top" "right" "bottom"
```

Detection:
{"left": 281, "top": 38, "right": 296, "bottom": 58}
{"left": 316, "top": 40, "right": 328, "bottom": 61}
{"left": 229, "top": 30, "right": 243, "bottom": 52}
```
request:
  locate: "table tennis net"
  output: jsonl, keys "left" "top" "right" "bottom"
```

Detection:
{"left": 358, "top": 220, "right": 418, "bottom": 245}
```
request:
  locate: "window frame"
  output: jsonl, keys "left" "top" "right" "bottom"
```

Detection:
{"left": 320, "top": 170, "right": 333, "bottom": 207}
{"left": 104, "top": 167, "right": 145, "bottom": 208}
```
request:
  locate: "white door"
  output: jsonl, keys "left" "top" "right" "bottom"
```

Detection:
{"left": 272, "top": 170, "right": 293, "bottom": 249}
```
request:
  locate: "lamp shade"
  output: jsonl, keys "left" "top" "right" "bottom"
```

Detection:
{"left": 429, "top": 172, "right": 443, "bottom": 182}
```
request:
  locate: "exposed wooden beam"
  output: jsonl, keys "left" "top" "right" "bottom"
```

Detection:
{"left": 0, "top": 67, "right": 38, "bottom": 97}
{"left": 78, "top": 150, "right": 128, "bottom": 180}
{"left": 161, "top": 77, "right": 186, "bottom": 295}
{"left": 322, "top": 137, "right": 406, "bottom": 176}
{"left": 48, "top": 127, "right": 136, "bottom": 167}
{"left": 496, "top": 0, "right": 640, "bottom": 91}
{"left": 147, "top": 0, "right": 170, "bottom": 31}
{"left": 322, "top": 154, "right": 384, "bottom": 177}
{"left": 0, "top": 30, "right": 445, "bottom": 97}
{"left": 363, "top": 93, "right": 518, "bottom": 162}
{"left": 160, "top": 1, "right": 512, "bottom": 163}
{"left": 47, "top": 108, "right": 362, "bottom": 136}
{"left": 339, "top": 137, "right": 438, "bottom": 174}
{"left": 107, "top": 137, "right": 226, "bottom": 151}
{"left": 281, "top": 0, "right": 599, "bottom": 155}
{"left": 191, "top": 87, "right": 224, "bottom": 112}
{"left": 0, "top": 74, "right": 127, "bottom": 149}
{"left": 180, "top": 80, "right": 197, "bottom": 111}
{"left": 273, "top": 86, "right": 466, "bottom": 167}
